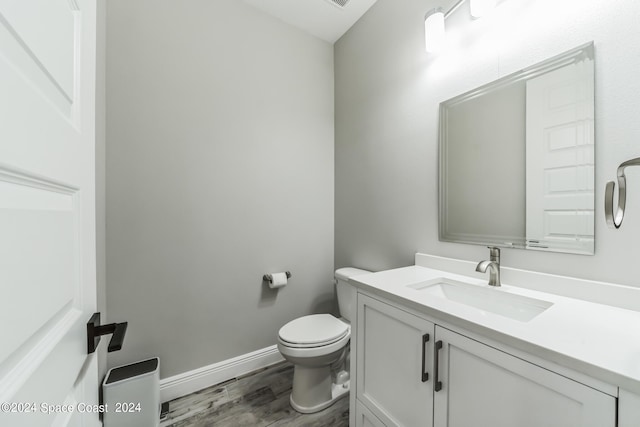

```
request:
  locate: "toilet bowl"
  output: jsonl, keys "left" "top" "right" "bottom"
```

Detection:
{"left": 277, "top": 267, "right": 370, "bottom": 414}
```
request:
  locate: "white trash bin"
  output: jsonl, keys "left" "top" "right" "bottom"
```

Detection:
{"left": 103, "top": 357, "right": 160, "bottom": 427}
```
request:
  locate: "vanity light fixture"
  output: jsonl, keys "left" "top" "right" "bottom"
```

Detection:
{"left": 470, "top": 0, "right": 497, "bottom": 18}
{"left": 424, "top": 8, "right": 445, "bottom": 53}
{"left": 424, "top": 0, "right": 498, "bottom": 53}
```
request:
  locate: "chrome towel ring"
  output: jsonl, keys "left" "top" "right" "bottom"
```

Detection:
{"left": 605, "top": 157, "right": 640, "bottom": 228}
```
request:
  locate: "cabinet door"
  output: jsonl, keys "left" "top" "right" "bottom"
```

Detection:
{"left": 355, "top": 400, "right": 387, "bottom": 427}
{"left": 619, "top": 389, "right": 640, "bottom": 427}
{"left": 433, "top": 326, "right": 616, "bottom": 427}
{"left": 357, "top": 294, "right": 434, "bottom": 427}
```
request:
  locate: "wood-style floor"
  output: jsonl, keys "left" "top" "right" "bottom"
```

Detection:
{"left": 160, "top": 362, "right": 349, "bottom": 427}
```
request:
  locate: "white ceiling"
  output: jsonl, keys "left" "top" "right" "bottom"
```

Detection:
{"left": 243, "top": 0, "right": 378, "bottom": 44}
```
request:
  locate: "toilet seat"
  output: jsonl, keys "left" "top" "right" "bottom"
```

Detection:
{"left": 279, "top": 314, "right": 349, "bottom": 349}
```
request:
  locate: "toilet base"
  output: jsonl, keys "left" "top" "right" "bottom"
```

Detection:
{"left": 290, "top": 380, "right": 350, "bottom": 414}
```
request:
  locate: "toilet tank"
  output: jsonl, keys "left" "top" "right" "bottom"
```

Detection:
{"left": 335, "top": 267, "right": 371, "bottom": 322}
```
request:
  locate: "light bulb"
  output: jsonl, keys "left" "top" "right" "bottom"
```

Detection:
{"left": 470, "top": 0, "right": 497, "bottom": 18}
{"left": 425, "top": 9, "right": 445, "bottom": 53}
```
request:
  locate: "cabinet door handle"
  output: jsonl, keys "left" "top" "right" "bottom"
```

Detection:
{"left": 434, "top": 340, "right": 443, "bottom": 392}
{"left": 421, "top": 333, "right": 430, "bottom": 382}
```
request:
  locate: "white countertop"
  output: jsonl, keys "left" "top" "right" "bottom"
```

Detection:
{"left": 350, "top": 264, "right": 640, "bottom": 395}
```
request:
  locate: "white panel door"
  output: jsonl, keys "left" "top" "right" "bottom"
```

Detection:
{"left": 0, "top": 1, "right": 99, "bottom": 426}
{"left": 356, "top": 294, "right": 434, "bottom": 427}
{"left": 525, "top": 56, "right": 595, "bottom": 253}
{"left": 433, "top": 327, "right": 616, "bottom": 427}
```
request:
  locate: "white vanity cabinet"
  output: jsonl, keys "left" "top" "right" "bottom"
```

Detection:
{"left": 355, "top": 401, "right": 387, "bottom": 427}
{"left": 354, "top": 292, "right": 617, "bottom": 427}
{"left": 434, "top": 326, "right": 616, "bottom": 427}
{"left": 356, "top": 294, "right": 435, "bottom": 427}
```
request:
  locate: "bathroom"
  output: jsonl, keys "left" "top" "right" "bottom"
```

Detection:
{"left": 1, "top": 0, "right": 640, "bottom": 425}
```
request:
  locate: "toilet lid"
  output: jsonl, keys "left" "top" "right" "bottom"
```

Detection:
{"left": 279, "top": 314, "right": 349, "bottom": 346}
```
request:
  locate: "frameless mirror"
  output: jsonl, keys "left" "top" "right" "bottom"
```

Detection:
{"left": 439, "top": 43, "right": 595, "bottom": 254}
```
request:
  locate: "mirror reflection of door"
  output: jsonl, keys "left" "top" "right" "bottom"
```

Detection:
{"left": 525, "top": 55, "right": 595, "bottom": 253}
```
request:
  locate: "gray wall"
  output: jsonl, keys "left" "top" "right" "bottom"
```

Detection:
{"left": 335, "top": 0, "right": 441, "bottom": 272}
{"left": 106, "top": 0, "right": 335, "bottom": 378}
{"left": 444, "top": 81, "right": 525, "bottom": 244}
{"left": 335, "top": 0, "right": 640, "bottom": 289}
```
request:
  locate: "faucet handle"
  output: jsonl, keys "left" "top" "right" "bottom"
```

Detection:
{"left": 487, "top": 246, "right": 500, "bottom": 262}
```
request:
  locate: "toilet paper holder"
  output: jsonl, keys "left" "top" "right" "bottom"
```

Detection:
{"left": 263, "top": 271, "right": 292, "bottom": 283}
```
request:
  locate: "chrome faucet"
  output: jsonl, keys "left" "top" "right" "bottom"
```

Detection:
{"left": 476, "top": 247, "right": 501, "bottom": 287}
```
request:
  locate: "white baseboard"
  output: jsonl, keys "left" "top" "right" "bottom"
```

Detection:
{"left": 159, "top": 345, "right": 284, "bottom": 403}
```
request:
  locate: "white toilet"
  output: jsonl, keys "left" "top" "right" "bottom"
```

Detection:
{"left": 277, "top": 267, "right": 370, "bottom": 414}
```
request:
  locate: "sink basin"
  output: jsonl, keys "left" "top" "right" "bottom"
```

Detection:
{"left": 407, "top": 278, "right": 553, "bottom": 322}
